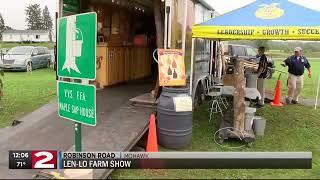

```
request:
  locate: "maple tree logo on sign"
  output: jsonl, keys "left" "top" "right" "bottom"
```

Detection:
{"left": 58, "top": 12, "right": 96, "bottom": 80}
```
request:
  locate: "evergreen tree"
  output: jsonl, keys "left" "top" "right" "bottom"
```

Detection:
{"left": 42, "top": 6, "right": 53, "bottom": 30}
{"left": 42, "top": 6, "right": 53, "bottom": 41}
{"left": 25, "top": 4, "right": 43, "bottom": 30}
{"left": 0, "top": 13, "right": 5, "bottom": 40}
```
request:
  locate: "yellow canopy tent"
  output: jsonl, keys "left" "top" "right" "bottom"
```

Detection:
{"left": 192, "top": 0, "right": 320, "bottom": 40}
{"left": 189, "top": 0, "right": 320, "bottom": 95}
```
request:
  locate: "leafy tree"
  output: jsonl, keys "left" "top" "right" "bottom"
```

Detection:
{"left": 25, "top": 4, "right": 43, "bottom": 30}
{"left": 254, "top": 40, "right": 269, "bottom": 50}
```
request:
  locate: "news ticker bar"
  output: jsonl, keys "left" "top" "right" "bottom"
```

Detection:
{"left": 9, "top": 151, "right": 312, "bottom": 169}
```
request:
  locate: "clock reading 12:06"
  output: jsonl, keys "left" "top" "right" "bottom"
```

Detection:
{"left": 12, "top": 152, "right": 29, "bottom": 159}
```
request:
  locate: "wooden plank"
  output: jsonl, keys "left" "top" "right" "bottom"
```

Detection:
{"left": 106, "top": 48, "right": 109, "bottom": 85}
{"left": 115, "top": 48, "right": 120, "bottom": 83}
{"left": 96, "top": 47, "right": 108, "bottom": 88}
{"left": 130, "top": 48, "right": 135, "bottom": 80}
{"left": 119, "top": 48, "right": 125, "bottom": 82}
{"left": 233, "top": 59, "right": 245, "bottom": 131}
{"left": 129, "top": 93, "right": 157, "bottom": 106}
{"left": 108, "top": 48, "right": 113, "bottom": 85}
{"left": 124, "top": 47, "right": 130, "bottom": 81}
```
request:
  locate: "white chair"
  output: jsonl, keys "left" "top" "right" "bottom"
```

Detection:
{"left": 208, "top": 86, "right": 226, "bottom": 122}
{"left": 206, "top": 79, "right": 229, "bottom": 109}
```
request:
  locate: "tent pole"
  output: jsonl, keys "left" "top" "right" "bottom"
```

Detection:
{"left": 190, "top": 38, "right": 195, "bottom": 96}
{"left": 209, "top": 40, "right": 213, "bottom": 76}
{"left": 214, "top": 41, "right": 218, "bottom": 77}
{"left": 315, "top": 74, "right": 320, "bottom": 110}
{"left": 217, "top": 41, "right": 222, "bottom": 78}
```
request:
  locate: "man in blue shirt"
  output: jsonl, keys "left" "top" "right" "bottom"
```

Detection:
{"left": 282, "top": 47, "right": 312, "bottom": 104}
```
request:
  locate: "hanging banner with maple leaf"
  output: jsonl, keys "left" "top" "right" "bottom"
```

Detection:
{"left": 158, "top": 49, "right": 186, "bottom": 86}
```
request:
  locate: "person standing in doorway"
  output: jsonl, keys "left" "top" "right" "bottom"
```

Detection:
{"left": 282, "top": 47, "right": 312, "bottom": 104}
{"left": 256, "top": 46, "right": 268, "bottom": 108}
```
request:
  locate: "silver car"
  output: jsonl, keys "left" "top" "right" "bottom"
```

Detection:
{"left": 0, "top": 46, "right": 51, "bottom": 71}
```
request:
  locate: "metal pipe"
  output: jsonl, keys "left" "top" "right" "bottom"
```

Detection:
{"left": 214, "top": 41, "right": 218, "bottom": 77}
{"left": 58, "top": 0, "right": 63, "bottom": 18}
{"left": 190, "top": 38, "right": 195, "bottom": 96}
{"left": 165, "top": 0, "right": 172, "bottom": 49}
{"left": 164, "top": 4, "right": 168, "bottom": 49}
{"left": 167, "top": 5, "right": 172, "bottom": 48}
{"left": 209, "top": 40, "right": 213, "bottom": 76}
{"left": 217, "top": 41, "right": 222, "bottom": 78}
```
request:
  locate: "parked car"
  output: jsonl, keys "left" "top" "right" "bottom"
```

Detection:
{"left": 0, "top": 46, "right": 51, "bottom": 71}
{"left": 224, "top": 44, "right": 275, "bottom": 79}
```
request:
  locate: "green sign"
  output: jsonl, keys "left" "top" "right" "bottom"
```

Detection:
{"left": 58, "top": 81, "right": 96, "bottom": 126}
{"left": 58, "top": 12, "right": 97, "bottom": 80}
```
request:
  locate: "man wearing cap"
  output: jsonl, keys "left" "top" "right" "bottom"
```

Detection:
{"left": 282, "top": 47, "right": 312, "bottom": 104}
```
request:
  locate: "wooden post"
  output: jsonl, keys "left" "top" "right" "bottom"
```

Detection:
{"left": 233, "top": 59, "right": 245, "bottom": 131}
{"left": 153, "top": 0, "right": 164, "bottom": 98}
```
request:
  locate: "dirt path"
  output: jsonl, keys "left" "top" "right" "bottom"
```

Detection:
{"left": 0, "top": 81, "right": 154, "bottom": 179}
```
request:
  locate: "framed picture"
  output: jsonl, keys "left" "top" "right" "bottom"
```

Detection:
{"left": 158, "top": 49, "right": 186, "bottom": 86}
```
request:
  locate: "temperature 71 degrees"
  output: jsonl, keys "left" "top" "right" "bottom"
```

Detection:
{"left": 17, "top": 161, "right": 26, "bottom": 167}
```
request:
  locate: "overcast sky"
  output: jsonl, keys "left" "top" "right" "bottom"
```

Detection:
{"left": 0, "top": 0, "right": 56, "bottom": 29}
{"left": 0, "top": 0, "right": 320, "bottom": 30}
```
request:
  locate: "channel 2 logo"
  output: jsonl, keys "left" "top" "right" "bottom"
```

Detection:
{"left": 31, "top": 151, "right": 57, "bottom": 169}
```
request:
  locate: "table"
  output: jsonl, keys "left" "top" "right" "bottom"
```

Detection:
{"left": 222, "top": 86, "right": 261, "bottom": 100}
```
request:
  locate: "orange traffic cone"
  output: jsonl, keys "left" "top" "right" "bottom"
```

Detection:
{"left": 271, "top": 80, "right": 283, "bottom": 107}
{"left": 146, "top": 114, "right": 158, "bottom": 152}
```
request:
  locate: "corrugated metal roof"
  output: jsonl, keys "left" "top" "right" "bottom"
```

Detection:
{"left": 2, "top": 30, "right": 50, "bottom": 34}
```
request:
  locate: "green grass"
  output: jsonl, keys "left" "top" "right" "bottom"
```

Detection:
{"left": 111, "top": 102, "right": 320, "bottom": 179}
{"left": 265, "top": 59, "right": 320, "bottom": 99}
{"left": 267, "top": 50, "right": 288, "bottom": 58}
{"left": 0, "top": 42, "right": 55, "bottom": 50}
{"left": 267, "top": 51, "right": 320, "bottom": 58}
{"left": 0, "top": 68, "right": 56, "bottom": 127}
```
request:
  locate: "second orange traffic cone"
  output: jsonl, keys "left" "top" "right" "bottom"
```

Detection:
{"left": 146, "top": 114, "right": 158, "bottom": 152}
{"left": 271, "top": 80, "right": 283, "bottom": 107}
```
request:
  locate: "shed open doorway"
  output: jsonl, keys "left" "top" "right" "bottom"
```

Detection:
{"left": 79, "top": 0, "right": 157, "bottom": 91}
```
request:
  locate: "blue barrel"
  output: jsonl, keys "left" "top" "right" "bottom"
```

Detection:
{"left": 157, "top": 87, "right": 193, "bottom": 149}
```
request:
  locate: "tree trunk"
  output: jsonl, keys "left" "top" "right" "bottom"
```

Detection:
{"left": 233, "top": 59, "right": 245, "bottom": 131}
{"left": 153, "top": 0, "right": 164, "bottom": 48}
{"left": 153, "top": 0, "right": 164, "bottom": 98}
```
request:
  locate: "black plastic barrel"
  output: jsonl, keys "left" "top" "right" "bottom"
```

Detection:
{"left": 157, "top": 87, "right": 193, "bottom": 149}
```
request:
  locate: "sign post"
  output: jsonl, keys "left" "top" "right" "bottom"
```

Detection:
{"left": 57, "top": 12, "right": 97, "bottom": 152}
{"left": 75, "top": 123, "right": 82, "bottom": 151}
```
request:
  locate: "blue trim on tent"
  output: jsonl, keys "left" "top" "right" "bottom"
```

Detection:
{"left": 197, "top": 0, "right": 320, "bottom": 27}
